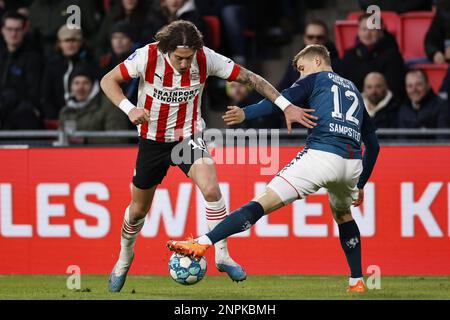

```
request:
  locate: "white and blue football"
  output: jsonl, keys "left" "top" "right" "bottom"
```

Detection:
{"left": 168, "top": 253, "right": 207, "bottom": 285}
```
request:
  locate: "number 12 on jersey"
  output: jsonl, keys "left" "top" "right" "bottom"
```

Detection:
{"left": 331, "top": 84, "right": 360, "bottom": 126}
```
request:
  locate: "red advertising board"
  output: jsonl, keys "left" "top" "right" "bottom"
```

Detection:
{"left": 0, "top": 146, "right": 449, "bottom": 275}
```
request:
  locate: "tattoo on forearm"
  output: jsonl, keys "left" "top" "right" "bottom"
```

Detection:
{"left": 236, "top": 67, "right": 280, "bottom": 102}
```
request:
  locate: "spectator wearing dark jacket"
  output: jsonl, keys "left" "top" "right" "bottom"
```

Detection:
{"left": 99, "top": 21, "right": 135, "bottom": 75}
{"left": 41, "top": 24, "right": 97, "bottom": 120}
{"left": 59, "top": 63, "right": 129, "bottom": 144}
{"left": 424, "top": 0, "right": 450, "bottom": 64}
{"left": 398, "top": 69, "right": 448, "bottom": 128}
{"left": 99, "top": 21, "right": 138, "bottom": 108}
{"left": 0, "top": 11, "right": 42, "bottom": 129}
{"left": 145, "top": 0, "right": 206, "bottom": 41}
{"left": 28, "top": 0, "right": 99, "bottom": 57}
{"left": 340, "top": 13, "right": 406, "bottom": 101}
{"left": 362, "top": 72, "right": 399, "bottom": 128}
{"left": 95, "top": 0, "right": 149, "bottom": 58}
{"left": 278, "top": 19, "right": 340, "bottom": 91}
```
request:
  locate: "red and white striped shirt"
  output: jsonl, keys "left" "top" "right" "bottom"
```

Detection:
{"left": 119, "top": 42, "right": 240, "bottom": 142}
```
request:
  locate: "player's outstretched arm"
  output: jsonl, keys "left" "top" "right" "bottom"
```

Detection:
{"left": 232, "top": 67, "right": 317, "bottom": 130}
{"left": 100, "top": 66, "right": 149, "bottom": 125}
{"left": 234, "top": 66, "right": 281, "bottom": 103}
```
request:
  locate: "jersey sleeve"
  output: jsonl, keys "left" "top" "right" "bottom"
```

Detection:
{"left": 119, "top": 46, "right": 147, "bottom": 80}
{"left": 203, "top": 46, "right": 241, "bottom": 81}
{"left": 361, "top": 106, "right": 377, "bottom": 135}
{"left": 243, "top": 73, "right": 317, "bottom": 120}
{"left": 281, "top": 74, "right": 317, "bottom": 106}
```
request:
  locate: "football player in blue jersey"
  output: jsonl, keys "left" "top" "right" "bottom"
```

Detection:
{"left": 167, "top": 44, "right": 380, "bottom": 293}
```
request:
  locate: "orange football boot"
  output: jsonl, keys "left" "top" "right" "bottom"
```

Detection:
{"left": 347, "top": 279, "right": 366, "bottom": 293}
{"left": 166, "top": 237, "right": 211, "bottom": 259}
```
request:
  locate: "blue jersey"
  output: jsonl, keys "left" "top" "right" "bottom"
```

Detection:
{"left": 282, "top": 71, "right": 376, "bottom": 159}
{"left": 243, "top": 71, "right": 380, "bottom": 188}
{"left": 244, "top": 71, "right": 376, "bottom": 159}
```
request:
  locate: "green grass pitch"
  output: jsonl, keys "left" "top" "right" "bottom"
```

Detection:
{"left": 0, "top": 275, "right": 449, "bottom": 300}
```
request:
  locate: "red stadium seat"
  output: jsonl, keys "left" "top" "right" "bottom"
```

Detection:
{"left": 347, "top": 11, "right": 402, "bottom": 50}
{"left": 410, "top": 63, "right": 448, "bottom": 93}
{"left": 43, "top": 119, "right": 60, "bottom": 130}
{"left": 400, "top": 12, "right": 434, "bottom": 62}
{"left": 202, "top": 15, "right": 221, "bottom": 51}
{"left": 334, "top": 20, "right": 358, "bottom": 58}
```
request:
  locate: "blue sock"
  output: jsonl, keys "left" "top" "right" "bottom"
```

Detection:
{"left": 338, "top": 220, "right": 363, "bottom": 278}
{"left": 206, "top": 201, "right": 265, "bottom": 244}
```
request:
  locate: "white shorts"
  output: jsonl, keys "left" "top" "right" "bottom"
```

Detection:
{"left": 267, "top": 149, "right": 363, "bottom": 211}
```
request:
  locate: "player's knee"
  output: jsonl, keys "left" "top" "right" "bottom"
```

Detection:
{"left": 332, "top": 207, "right": 352, "bottom": 224}
{"left": 129, "top": 201, "right": 149, "bottom": 222}
{"left": 201, "top": 185, "right": 221, "bottom": 202}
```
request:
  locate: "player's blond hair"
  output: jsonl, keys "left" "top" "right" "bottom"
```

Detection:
{"left": 292, "top": 44, "right": 331, "bottom": 68}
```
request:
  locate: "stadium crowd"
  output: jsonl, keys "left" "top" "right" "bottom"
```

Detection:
{"left": 0, "top": 0, "right": 448, "bottom": 140}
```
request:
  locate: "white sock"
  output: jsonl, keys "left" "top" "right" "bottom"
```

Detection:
{"left": 118, "top": 206, "right": 145, "bottom": 268}
{"left": 349, "top": 277, "right": 364, "bottom": 286}
{"left": 205, "top": 198, "right": 231, "bottom": 261}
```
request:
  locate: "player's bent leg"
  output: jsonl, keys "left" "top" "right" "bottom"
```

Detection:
{"left": 331, "top": 206, "right": 366, "bottom": 293}
{"left": 167, "top": 187, "right": 286, "bottom": 258}
{"left": 109, "top": 184, "right": 156, "bottom": 292}
{"left": 187, "top": 158, "right": 247, "bottom": 282}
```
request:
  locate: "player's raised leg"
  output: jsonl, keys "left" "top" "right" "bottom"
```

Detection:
{"left": 109, "top": 185, "right": 155, "bottom": 292}
{"left": 167, "top": 186, "right": 285, "bottom": 258}
{"left": 188, "top": 157, "right": 247, "bottom": 282}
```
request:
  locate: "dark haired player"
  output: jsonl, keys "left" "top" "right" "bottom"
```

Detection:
{"left": 101, "top": 20, "right": 315, "bottom": 292}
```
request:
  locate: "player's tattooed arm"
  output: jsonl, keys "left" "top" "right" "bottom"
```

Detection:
{"left": 234, "top": 67, "right": 318, "bottom": 130}
{"left": 234, "top": 66, "right": 280, "bottom": 102}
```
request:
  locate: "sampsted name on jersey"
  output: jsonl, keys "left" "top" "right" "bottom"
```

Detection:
{"left": 329, "top": 122, "right": 361, "bottom": 142}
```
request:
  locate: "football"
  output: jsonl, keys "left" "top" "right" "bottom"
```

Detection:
{"left": 168, "top": 253, "right": 207, "bottom": 285}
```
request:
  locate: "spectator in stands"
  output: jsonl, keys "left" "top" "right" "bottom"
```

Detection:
{"left": 278, "top": 19, "right": 340, "bottom": 90}
{"left": 340, "top": 13, "right": 406, "bottom": 100}
{"left": 99, "top": 21, "right": 136, "bottom": 77}
{"left": 41, "top": 24, "right": 97, "bottom": 120}
{"left": 220, "top": 1, "right": 248, "bottom": 66}
{"left": 425, "top": 0, "right": 450, "bottom": 64}
{"left": 146, "top": 0, "right": 205, "bottom": 39}
{"left": 28, "top": 0, "right": 98, "bottom": 57}
{"left": 0, "top": 1, "right": 31, "bottom": 18}
{"left": 362, "top": 72, "right": 399, "bottom": 128}
{"left": 99, "top": 21, "right": 138, "bottom": 107}
{"left": 96, "top": 0, "right": 148, "bottom": 58}
{"left": 225, "top": 81, "right": 283, "bottom": 128}
{"left": 398, "top": 69, "right": 448, "bottom": 128}
{"left": 0, "top": 11, "right": 42, "bottom": 129}
{"left": 59, "top": 63, "right": 129, "bottom": 144}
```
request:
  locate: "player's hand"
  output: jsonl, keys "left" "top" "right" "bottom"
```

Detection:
{"left": 352, "top": 188, "right": 364, "bottom": 207}
{"left": 128, "top": 107, "right": 150, "bottom": 125}
{"left": 284, "top": 105, "right": 318, "bottom": 132}
{"left": 222, "top": 106, "right": 245, "bottom": 125}
{"left": 433, "top": 51, "right": 446, "bottom": 64}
